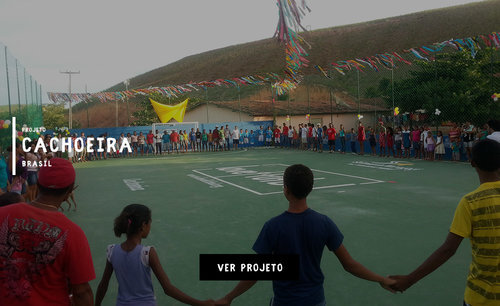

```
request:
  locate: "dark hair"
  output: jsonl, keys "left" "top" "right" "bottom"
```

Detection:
{"left": 471, "top": 139, "right": 500, "bottom": 172}
{"left": 37, "top": 183, "right": 74, "bottom": 197}
{"left": 13, "top": 164, "right": 25, "bottom": 177}
{"left": 488, "top": 119, "right": 500, "bottom": 132}
{"left": 114, "top": 204, "right": 151, "bottom": 237}
{"left": 0, "top": 192, "right": 23, "bottom": 207}
{"left": 283, "top": 164, "right": 314, "bottom": 199}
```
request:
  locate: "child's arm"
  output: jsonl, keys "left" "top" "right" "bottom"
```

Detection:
{"left": 389, "top": 232, "right": 463, "bottom": 292}
{"left": 333, "top": 244, "right": 395, "bottom": 292}
{"left": 149, "top": 247, "right": 213, "bottom": 306}
{"left": 71, "top": 282, "right": 94, "bottom": 306}
{"left": 95, "top": 261, "right": 113, "bottom": 306}
{"left": 215, "top": 280, "right": 257, "bottom": 306}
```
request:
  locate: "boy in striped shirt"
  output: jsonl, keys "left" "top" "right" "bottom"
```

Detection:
{"left": 390, "top": 139, "right": 500, "bottom": 305}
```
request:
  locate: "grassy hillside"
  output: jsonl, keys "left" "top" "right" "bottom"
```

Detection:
{"left": 72, "top": 0, "right": 500, "bottom": 127}
{"left": 107, "top": 0, "right": 500, "bottom": 91}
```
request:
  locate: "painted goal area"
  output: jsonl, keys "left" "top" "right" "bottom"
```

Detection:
{"left": 191, "top": 163, "right": 384, "bottom": 196}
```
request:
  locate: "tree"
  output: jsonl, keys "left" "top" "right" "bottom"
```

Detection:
{"left": 379, "top": 49, "right": 500, "bottom": 125}
{"left": 42, "top": 103, "right": 67, "bottom": 129}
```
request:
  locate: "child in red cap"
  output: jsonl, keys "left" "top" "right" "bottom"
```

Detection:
{"left": 0, "top": 158, "right": 95, "bottom": 306}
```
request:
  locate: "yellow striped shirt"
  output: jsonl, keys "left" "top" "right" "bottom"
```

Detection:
{"left": 450, "top": 181, "right": 500, "bottom": 305}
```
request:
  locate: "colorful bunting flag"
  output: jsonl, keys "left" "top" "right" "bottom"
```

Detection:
{"left": 150, "top": 98, "right": 188, "bottom": 123}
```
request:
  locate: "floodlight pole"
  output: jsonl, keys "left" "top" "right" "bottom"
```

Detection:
{"left": 124, "top": 79, "right": 130, "bottom": 126}
{"left": 4, "top": 46, "right": 12, "bottom": 116}
{"left": 85, "top": 84, "right": 90, "bottom": 128}
{"left": 205, "top": 87, "right": 209, "bottom": 123}
{"left": 391, "top": 67, "right": 395, "bottom": 126}
{"left": 60, "top": 70, "right": 80, "bottom": 129}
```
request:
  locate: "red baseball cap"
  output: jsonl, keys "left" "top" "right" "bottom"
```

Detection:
{"left": 38, "top": 158, "right": 75, "bottom": 189}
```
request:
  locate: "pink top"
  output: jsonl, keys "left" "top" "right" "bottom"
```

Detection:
{"left": 411, "top": 130, "right": 421, "bottom": 142}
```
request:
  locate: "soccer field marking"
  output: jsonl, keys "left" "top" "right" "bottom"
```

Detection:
{"left": 259, "top": 184, "right": 357, "bottom": 195}
{"left": 311, "top": 168, "right": 384, "bottom": 183}
{"left": 313, "top": 183, "right": 357, "bottom": 190}
{"left": 360, "top": 181, "right": 383, "bottom": 185}
{"left": 123, "top": 178, "right": 145, "bottom": 191}
{"left": 191, "top": 169, "right": 264, "bottom": 195}
{"left": 192, "top": 164, "right": 386, "bottom": 196}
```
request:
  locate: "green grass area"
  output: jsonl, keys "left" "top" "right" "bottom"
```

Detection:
{"left": 69, "top": 148, "right": 476, "bottom": 305}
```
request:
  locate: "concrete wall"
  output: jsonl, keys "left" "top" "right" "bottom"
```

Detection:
{"left": 184, "top": 104, "right": 253, "bottom": 124}
{"left": 255, "top": 112, "right": 379, "bottom": 131}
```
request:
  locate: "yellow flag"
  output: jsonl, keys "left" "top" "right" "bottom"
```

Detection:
{"left": 150, "top": 98, "right": 188, "bottom": 123}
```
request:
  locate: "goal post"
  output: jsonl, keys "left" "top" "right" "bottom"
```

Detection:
{"left": 152, "top": 122, "right": 199, "bottom": 134}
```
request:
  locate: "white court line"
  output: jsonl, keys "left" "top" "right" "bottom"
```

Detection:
{"left": 192, "top": 170, "right": 263, "bottom": 195}
{"left": 192, "top": 164, "right": 385, "bottom": 196}
{"left": 349, "top": 164, "right": 400, "bottom": 171}
{"left": 259, "top": 191, "right": 283, "bottom": 195}
{"left": 217, "top": 172, "right": 282, "bottom": 178}
{"left": 311, "top": 168, "right": 383, "bottom": 183}
{"left": 215, "top": 165, "right": 261, "bottom": 170}
{"left": 313, "top": 183, "right": 356, "bottom": 190}
{"left": 260, "top": 184, "right": 356, "bottom": 195}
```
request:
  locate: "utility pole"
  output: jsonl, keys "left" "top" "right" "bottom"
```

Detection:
{"left": 60, "top": 70, "right": 80, "bottom": 129}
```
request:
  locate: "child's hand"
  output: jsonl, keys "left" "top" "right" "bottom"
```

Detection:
{"left": 196, "top": 299, "right": 215, "bottom": 306}
{"left": 379, "top": 276, "right": 397, "bottom": 293}
{"left": 214, "top": 296, "right": 231, "bottom": 306}
{"left": 388, "top": 275, "right": 413, "bottom": 292}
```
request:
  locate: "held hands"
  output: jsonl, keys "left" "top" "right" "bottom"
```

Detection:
{"left": 388, "top": 275, "right": 414, "bottom": 292}
{"left": 379, "top": 276, "right": 397, "bottom": 293}
{"left": 214, "top": 296, "right": 232, "bottom": 306}
{"left": 196, "top": 299, "right": 216, "bottom": 306}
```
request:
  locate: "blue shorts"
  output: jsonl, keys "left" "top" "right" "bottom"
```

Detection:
{"left": 27, "top": 171, "right": 38, "bottom": 186}
{"left": 413, "top": 141, "right": 420, "bottom": 149}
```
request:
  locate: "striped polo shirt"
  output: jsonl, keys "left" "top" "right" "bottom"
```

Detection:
{"left": 450, "top": 181, "right": 500, "bottom": 305}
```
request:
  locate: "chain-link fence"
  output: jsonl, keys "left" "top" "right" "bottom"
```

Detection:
{"left": 300, "top": 48, "right": 500, "bottom": 132}
{"left": 0, "top": 43, "right": 43, "bottom": 149}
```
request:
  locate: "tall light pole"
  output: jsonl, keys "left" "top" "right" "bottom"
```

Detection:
{"left": 60, "top": 70, "right": 80, "bottom": 129}
{"left": 123, "top": 79, "right": 130, "bottom": 126}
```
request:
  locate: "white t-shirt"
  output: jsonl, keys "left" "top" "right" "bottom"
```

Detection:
{"left": 232, "top": 129, "right": 240, "bottom": 140}
{"left": 155, "top": 133, "right": 162, "bottom": 143}
{"left": 421, "top": 130, "right": 429, "bottom": 147}
{"left": 487, "top": 132, "right": 500, "bottom": 143}
{"left": 301, "top": 128, "right": 308, "bottom": 139}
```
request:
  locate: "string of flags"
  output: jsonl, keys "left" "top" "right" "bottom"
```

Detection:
{"left": 48, "top": 73, "right": 282, "bottom": 103}
{"left": 315, "top": 31, "right": 500, "bottom": 76}
{"left": 272, "top": 0, "right": 311, "bottom": 95}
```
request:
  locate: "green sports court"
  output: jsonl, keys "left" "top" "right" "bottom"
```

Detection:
{"left": 70, "top": 148, "right": 475, "bottom": 305}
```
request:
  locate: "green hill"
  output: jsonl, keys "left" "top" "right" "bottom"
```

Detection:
{"left": 106, "top": 0, "right": 500, "bottom": 92}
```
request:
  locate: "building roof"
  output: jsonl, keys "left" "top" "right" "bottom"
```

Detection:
{"left": 209, "top": 91, "right": 389, "bottom": 116}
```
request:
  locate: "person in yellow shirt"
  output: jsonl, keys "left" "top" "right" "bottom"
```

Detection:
{"left": 390, "top": 139, "right": 500, "bottom": 305}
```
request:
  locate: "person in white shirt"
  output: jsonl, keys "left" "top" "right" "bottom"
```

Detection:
{"left": 420, "top": 126, "right": 429, "bottom": 159}
{"left": 301, "top": 124, "right": 308, "bottom": 150}
{"left": 155, "top": 130, "right": 162, "bottom": 155}
{"left": 487, "top": 119, "right": 500, "bottom": 143}
{"left": 232, "top": 126, "right": 240, "bottom": 150}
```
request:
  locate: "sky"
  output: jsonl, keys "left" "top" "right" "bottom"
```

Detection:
{"left": 0, "top": 0, "right": 483, "bottom": 102}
